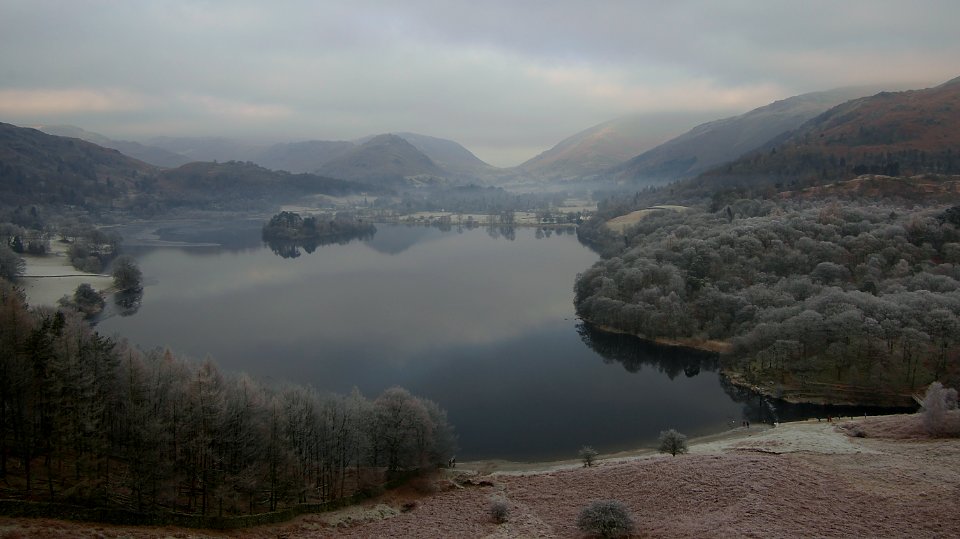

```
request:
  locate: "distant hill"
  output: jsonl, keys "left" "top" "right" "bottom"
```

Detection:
{"left": 155, "top": 161, "right": 367, "bottom": 209}
{"left": 145, "top": 136, "right": 266, "bottom": 163}
{"left": 0, "top": 121, "right": 154, "bottom": 207}
{"left": 36, "top": 125, "right": 191, "bottom": 168}
{"left": 318, "top": 134, "right": 444, "bottom": 185}
{"left": 253, "top": 140, "right": 356, "bottom": 174}
{"left": 0, "top": 122, "right": 370, "bottom": 214}
{"left": 516, "top": 111, "right": 721, "bottom": 181}
{"left": 364, "top": 132, "right": 495, "bottom": 178}
{"left": 693, "top": 77, "right": 960, "bottom": 192}
{"left": 254, "top": 132, "right": 494, "bottom": 179}
{"left": 611, "top": 87, "right": 880, "bottom": 183}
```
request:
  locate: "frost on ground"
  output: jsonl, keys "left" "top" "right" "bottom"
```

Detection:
{"left": 1, "top": 415, "right": 958, "bottom": 538}
{"left": 19, "top": 242, "right": 113, "bottom": 307}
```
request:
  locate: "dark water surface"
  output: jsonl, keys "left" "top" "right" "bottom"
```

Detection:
{"left": 99, "top": 222, "right": 824, "bottom": 461}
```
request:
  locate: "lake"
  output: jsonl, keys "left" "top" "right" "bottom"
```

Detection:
{"left": 98, "top": 221, "right": 822, "bottom": 461}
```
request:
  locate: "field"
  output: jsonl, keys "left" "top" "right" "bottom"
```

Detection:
{"left": 18, "top": 242, "right": 114, "bottom": 307}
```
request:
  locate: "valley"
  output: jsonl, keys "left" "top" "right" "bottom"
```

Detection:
{"left": 1, "top": 33, "right": 959, "bottom": 535}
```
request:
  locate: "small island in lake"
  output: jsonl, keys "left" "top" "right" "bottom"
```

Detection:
{"left": 262, "top": 210, "right": 376, "bottom": 257}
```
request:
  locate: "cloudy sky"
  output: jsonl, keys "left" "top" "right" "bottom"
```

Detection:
{"left": 1, "top": 0, "right": 957, "bottom": 166}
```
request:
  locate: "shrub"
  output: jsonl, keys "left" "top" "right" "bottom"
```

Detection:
{"left": 921, "top": 381, "right": 959, "bottom": 437}
{"left": 489, "top": 499, "right": 510, "bottom": 523}
{"left": 64, "top": 283, "right": 105, "bottom": 317}
{"left": 112, "top": 255, "right": 142, "bottom": 291}
{"left": 579, "top": 445, "right": 599, "bottom": 467}
{"left": 658, "top": 429, "right": 688, "bottom": 456}
{"left": 577, "top": 500, "right": 635, "bottom": 538}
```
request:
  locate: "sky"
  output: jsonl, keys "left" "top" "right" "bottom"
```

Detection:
{"left": 0, "top": 1, "right": 958, "bottom": 167}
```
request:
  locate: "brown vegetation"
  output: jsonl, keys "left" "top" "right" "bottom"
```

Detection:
{"left": 2, "top": 415, "right": 957, "bottom": 538}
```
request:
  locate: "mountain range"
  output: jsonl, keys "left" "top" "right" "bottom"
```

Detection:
{"left": 609, "top": 86, "right": 882, "bottom": 183}
{"left": 12, "top": 76, "right": 960, "bottom": 205}
{"left": 689, "top": 76, "right": 960, "bottom": 193}
{"left": 36, "top": 125, "right": 191, "bottom": 168}
{"left": 0, "top": 122, "right": 371, "bottom": 213}
{"left": 516, "top": 111, "right": 722, "bottom": 181}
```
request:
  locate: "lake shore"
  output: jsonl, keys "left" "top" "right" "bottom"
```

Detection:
{"left": 582, "top": 318, "right": 918, "bottom": 408}
{"left": 19, "top": 242, "right": 114, "bottom": 307}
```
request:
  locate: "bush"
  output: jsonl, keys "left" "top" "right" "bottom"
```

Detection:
{"left": 62, "top": 283, "right": 105, "bottom": 318}
{"left": 489, "top": 499, "right": 510, "bottom": 523}
{"left": 922, "top": 381, "right": 959, "bottom": 436}
{"left": 112, "top": 255, "right": 142, "bottom": 291}
{"left": 579, "top": 445, "right": 599, "bottom": 467}
{"left": 577, "top": 500, "right": 635, "bottom": 538}
{"left": 658, "top": 429, "right": 688, "bottom": 456}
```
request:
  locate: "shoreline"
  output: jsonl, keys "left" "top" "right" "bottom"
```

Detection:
{"left": 580, "top": 318, "right": 918, "bottom": 408}
{"left": 456, "top": 414, "right": 888, "bottom": 475}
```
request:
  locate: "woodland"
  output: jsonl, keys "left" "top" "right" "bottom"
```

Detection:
{"left": 0, "top": 281, "right": 455, "bottom": 516}
{"left": 575, "top": 199, "right": 960, "bottom": 404}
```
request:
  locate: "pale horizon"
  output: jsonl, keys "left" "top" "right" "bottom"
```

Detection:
{"left": 1, "top": 0, "right": 958, "bottom": 167}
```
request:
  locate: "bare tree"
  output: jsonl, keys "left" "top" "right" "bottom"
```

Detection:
{"left": 658, "top": 429, "right": 688, "bottom": 456}
{"left": 579, "top": 445, "right": 598, "bottom": 467}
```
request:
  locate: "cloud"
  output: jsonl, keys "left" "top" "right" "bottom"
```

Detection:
{"left": 1, "top": 0, "right": 957, "bottom": 165}
{"left": 178, "top": 94, "right": 292, "bottom": 120}
{"left": 0, "top": 88, "right": 148, "bottom": 116}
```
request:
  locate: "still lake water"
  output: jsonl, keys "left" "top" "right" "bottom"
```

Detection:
{"left": 99, "top": 222, "right": 772, "bottom": 461}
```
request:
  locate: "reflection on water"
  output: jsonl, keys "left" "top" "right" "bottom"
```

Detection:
{"left": 102, "top": 222, "right": 878, "bottom": 461}
{"left": 577, "top": 322, "right": 718, "bottom": 379}
{"left": 264, "top": 231, "right": 376, "bottom": 259}
{"left": 577, "top": 322, "right": 915, "bottom": 426}
{"left": 112, "top": 288, "right": 143, "bottom": 317}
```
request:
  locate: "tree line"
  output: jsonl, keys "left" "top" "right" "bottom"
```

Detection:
{"left": 0, "top": 281, "right": 455, "bottom": 515}
{"left": 575, "top": 200, "right": 960, "bottom": 401}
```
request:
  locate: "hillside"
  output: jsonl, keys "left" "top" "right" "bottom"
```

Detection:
{"left": 318, "top": 133, "right": 444, "bottom": 184}
{"left": 36, "top": 125, "right": 191, "bottom": 168}
{"left": 0, "top": 122, "right": 371, "bottom": 213}
{"left": 154, "top": 161, "right": 368, "bottom": 209}
{"left": 516, "top": 111, "right": 720, "bottom": 181}
{"left": 145, "top": 135, "right": 266, "bottom": 163}
{"left": 0, "top": 121, "right": 155, "bottom": 208}
{"left": 253, "top": 139, "right": 356, "bottom": 173}
{"left": 385, "top": 132, "right": 495, "bottom": 178}
{"left": 611, "top": 86, "right": 879, "bottom": 183}
{"left": 692, "top": 77, "right": 960, "bottom": 192}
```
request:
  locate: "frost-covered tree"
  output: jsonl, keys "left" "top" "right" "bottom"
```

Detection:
{"left": 658, "top": 429, "right": 688, "bottom": 456}
{"left": 921, "top": 381, "right": 959, "bottom": 436}
{"left": 577, "top": 500, "right": 636, "bottom": 538}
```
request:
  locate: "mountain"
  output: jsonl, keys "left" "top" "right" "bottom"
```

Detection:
{"left": 0, "top": 122, "right": 370, "bottom": 213}
{"left": 145, "top": 136, "right": 267, "bottom": 163}
{"left": 611, "top": 87, "right": 880, "bottom": 183}
{"left": 253, "top": 140, "right": 356, "bottom": 174}
{"left": 35, "top": 125, "right": 190, "bottom": 168}
{"left": 693, "top": 77, "right": 960, "bottom": 192}
{"left": 0, "top": 121, "right": 154, "bottom": 208}
{"left": 318, "top": 134, "right": 444, "bottom": 184}
{"left": 516, "top": 111, "right": 721, "bottom": 181}
{"left": 361, "top": 132, "right": 495, "bottom": 177}
{"left": 145, "top": 132, "right": 493, "bottom": 181}
{"left": 155, "top": 161, "right": 367, "bottom": 209}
